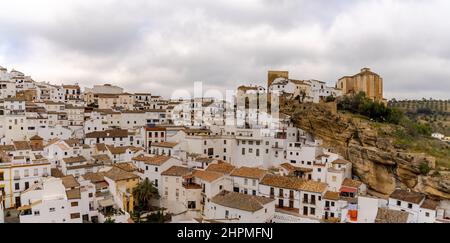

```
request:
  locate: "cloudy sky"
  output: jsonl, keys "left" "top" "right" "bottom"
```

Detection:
{"left": 0, "top": 0, "right": 449, "bottom": 99}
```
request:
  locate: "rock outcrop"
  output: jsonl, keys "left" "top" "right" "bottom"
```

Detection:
{"left": 282, "top": 101, "right": 450, "bottom": 200}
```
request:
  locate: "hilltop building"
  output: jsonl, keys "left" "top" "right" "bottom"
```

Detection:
{"left": 337, "top": 68, "right": 384, "bottom": 102}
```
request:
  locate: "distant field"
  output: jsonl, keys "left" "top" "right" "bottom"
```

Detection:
{"left": 389, "top": 99, "right": 450, "bottom": 136}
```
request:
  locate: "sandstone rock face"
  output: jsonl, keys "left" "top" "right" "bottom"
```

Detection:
{"left": 282, "top": 102, "right": 450, "bottom": 200}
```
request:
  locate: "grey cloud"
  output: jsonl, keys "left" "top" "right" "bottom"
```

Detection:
{"left": 0, "top": 0, "right": 449, "bottom": 99}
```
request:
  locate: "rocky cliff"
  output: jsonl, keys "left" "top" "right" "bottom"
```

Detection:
{"left": 281, "top": 101, "right": 450, "bottom": 200}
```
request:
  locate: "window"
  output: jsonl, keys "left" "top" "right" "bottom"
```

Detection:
{"left": 34, "top": 211, "right": 40, "bottom": 216}
{"left": 425, "top": 212, "right": 430, "bottom": 217}
{"left": 256, "top": 149, "right": 260, "bottom": 156}
{"left": 252, "top": 179, "right": 256, "bottom": 186}
{"left": 70, "top": 213, "right": 80, "bottom": 219}
{"left": 242, "top": 148, "right": 245, "bottom": 155}
{"left": 15, "top": 183, "right": 20, "bottom": 190}
{"left": 188, "top": 201, "right": 196, "bottom": 209}
{"left": 397, "top": 201, "right": 401, "bottom": 206}
{"left": 408, "top": 203, "right": 413, "bottom": 209}
{"left": 155, "top": 167, "right": 158, "bottom": 172}
{"left": 155, "top": 179, "right": 158, "bottom": 187}
{"left": 89, "top": 193, "right": 93, "bottom": 198}
{"left": 225, "top": 210, "right": 229, "bottom": 219}
{"left": 0, "top": 172, "right": 3, "bottom": 181}
{"left": 244, "top": 178, "right": 248, "bottom": 185}
{"left": 71, "top": 202, "right": 78, "bottom": 207}
{"left": 310, "top": 207, "right": 316, "bottom": 215}
{"left": 49, "top": 208, "right": 56, "bottom": 212}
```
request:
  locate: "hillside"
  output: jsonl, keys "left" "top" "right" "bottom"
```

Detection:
{"left": 281, "top": 100, "right": 450, "bottom": 200}
{"left": 389, "top": 99, "right": 450, "bottom": 136}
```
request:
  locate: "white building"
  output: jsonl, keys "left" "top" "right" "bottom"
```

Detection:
{"left": 387, "top": 189, "right": 425, "bottom": 223}
{"left": 18, "top": 177, "right": 83, "bottom": 223}
{"left": 230, "top": 167, "right": 267, "bottom": 196}
{"left": 204, "top": 191, "right": 275, "bottom": 223}
{"left": 431, "top": 133, "right": 445, "bottom": 140}
{"left": 132, "top": 154, "right": 181, "bottom": 193}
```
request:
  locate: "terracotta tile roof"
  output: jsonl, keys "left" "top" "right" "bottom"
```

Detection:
{"left": 82, "top": 172, "right": 106, "bottom": 183}
{"left": 161, "top": 166, "right": 191, "bottom": 177}
{"left": 63, "top": 156, "right": 87, "bottom": 164}
{"left": 66, "top": 188, "right": 81, "bottom": 200}
{"left": 132, "top": 155, "right": 171, "bottom": 166}
{"left": 193, "top": 170, "right": 224, "bottom": 183}
{"left": 420, "top": 199, "right": 439, "bottom": 210}
{"left": 299, "top": 180, "right": 328, "bottom": 193}
{"left": 30, "top": 143, "right": 44, "bottom": 151}
{"left": 206, "top": 162, "right": 236, "bottom": 174}
{"left": 375, "top": 208, "right": 409, "bottom": 223}
{"left": 260, "top": 174, "right": 304, "bottom": 190}
{"left": 331, "top": 158, "right": 349, "bottom": 165}
{"left": 389, "top": 189, "right": 425, "bottom": 204}
{"left": 51, "top": 168, "right": 64, "bottom": 178}
{"left": 342, "top": 178, "right": 363, "bottom": 188}
{"left": 13, "top": 141, "right": 31, "bottom": 150}
{"left": 280, "top": 163, "right": 313, "bottom": 173}
{"left": 145, "top": 126, "right": 166, "bottom": 131}
{"left": 114, "top": 162, "right": 138, "bottom": 172}
{"left": 323, "top": 191, "right": 340, "bottom": 201}
{"left": 67, "top": 163, "right": 102, "bottom": 170}
{"left": 64, "top": 139, "right": 82, "bottom": 147}
{"left": 211, "top": 191, "right": 274, "bottom": 212}
{"left": 61, "top": 175, "right": 80, "bottom": 189}
{"left": 86, "top": 129, "right": 128, "bottom": 138}
{"left": 0, "top": 145, "right": 16, "bottom": 152}
{"left": 30, "top": 135, "right": 43, "bottom": 140}
{"left": 230, "top": 167, "right": 267, "bottom": 180}
{"left": 95, "top": 143, "right": 108, "bottom": 151}
{"left": 91, "top": 154, "right": 112, "bottom": 164}
{"left": 106, "top": 145, "right": 129, "bottom": 155}
{"left": 151, "top": 142, "right": 179, "bottom": 148}
{"left": 104, "top": 167, "right": 139, "bottom": 182}
{"left": 62, "top": 85, "right": 80, "bottom": 89}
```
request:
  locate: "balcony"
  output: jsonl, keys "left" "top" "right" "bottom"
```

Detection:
{"left": 14, "top": 175, "right": 21, "bottom": 180}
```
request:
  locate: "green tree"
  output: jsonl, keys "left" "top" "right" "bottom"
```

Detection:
{"left": 132, "top": 178, "right": 160, "bottom": 213}
{"left": 419, "top": 163, "right": 431, "bottom": 175}
{"left": 104, "top": 218, "right": 116, "bottom": 223}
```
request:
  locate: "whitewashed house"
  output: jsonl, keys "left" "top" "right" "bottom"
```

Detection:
{"left": 204, "top": 191, "right": 275, "bottom": 223}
